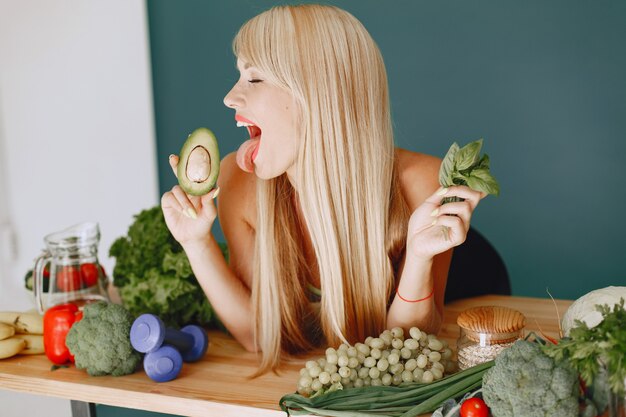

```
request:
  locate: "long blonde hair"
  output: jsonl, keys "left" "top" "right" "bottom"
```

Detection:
{"left": 234, "top": 4, "right": 409, "bottom": 374}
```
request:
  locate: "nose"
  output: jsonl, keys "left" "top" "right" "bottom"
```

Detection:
{"left": 223, "top": 84, "right": 242, "bottom": 109}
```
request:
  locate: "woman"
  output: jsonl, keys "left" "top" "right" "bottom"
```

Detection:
{"left": 162, "top": 4, "right": 483, "bottom": 373}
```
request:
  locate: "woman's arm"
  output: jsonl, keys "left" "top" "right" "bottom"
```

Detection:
{"left": 387, "top": 150, "right": 482, "bottom": 334}
{"left": 161, "top": 153, "right": 259, "bottom": 351}
{"left": 180, "top": 234, "right": 257, "bottom": 351}
{"left": 387, "top": 250, "right": 450, "bottom": 334}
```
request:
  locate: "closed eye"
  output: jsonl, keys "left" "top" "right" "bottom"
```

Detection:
{"left": 248, "top": 79, "right": 263, "bottom": 84}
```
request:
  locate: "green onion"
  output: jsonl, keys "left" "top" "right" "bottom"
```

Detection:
{"left": 279, "top": 360, "right": 493, "bottom": 417}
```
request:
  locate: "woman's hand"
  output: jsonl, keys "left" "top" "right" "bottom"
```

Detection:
{"left": 161, "top": 155, "right": 220, "bottom": 247}
{"left": 406, "top": 186, "right": 484, "bottom": 261}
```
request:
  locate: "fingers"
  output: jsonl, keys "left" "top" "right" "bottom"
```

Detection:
{"left": 167, "top": 185, "right": 221, "bottom": 220}
{"left": 425, "top": 186, "right": 484, "bottom": 209}
{"left": 208, "top": 187, "right": 220, "bottom": 200}
{"left": 161, "top": 189, "right": 182, "bottom": 212}
{"left": 445, "top": 186, "right": 483, "bottom": 210}
{"left": 407, "top": 185, "right": 483, "bottom": 259}
{"left": 422, "top": 186, "right": 481, "bottom": 234}
{"left": 430, "top": 215, "right": 466, "bottom": 245}
{"left": 432, "top": 200, "right": 472, "bottom": 229}
{"left": 407, "top": 214, "right": 467, "bottom": 260}
{"left": 169, "top": 154, "right": 179, "bottom": 178}
{"left": 171, "top": 185, "right": 200, "bottom": 219}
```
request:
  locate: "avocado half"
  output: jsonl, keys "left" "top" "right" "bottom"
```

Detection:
{"left": 177, "top": 128, "right": 220, "bottom": 196}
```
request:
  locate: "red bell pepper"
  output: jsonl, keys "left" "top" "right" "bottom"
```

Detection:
{"left": 43, "top": 303, "right": 82, "bottom": 365}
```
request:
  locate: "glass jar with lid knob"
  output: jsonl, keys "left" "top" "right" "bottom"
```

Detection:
{"left": 456, "top": 306, "right": 526, "bottom": 370}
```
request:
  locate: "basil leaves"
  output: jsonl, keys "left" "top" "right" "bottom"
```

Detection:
{"left": 438, "top": 138, "right": 500, "bottom": 203}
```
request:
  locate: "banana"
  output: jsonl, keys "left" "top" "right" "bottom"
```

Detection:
{"left": 0, "top": 322, "right": 16, "bottom": 340}
{"left": 11, "top": 334, "right": 44, "bottom": 355}
{"left": 0, "top": 337, "right": 26, "bottom": 359}
{"left": 0, "top": 312, "right": 43, "bottom": 334}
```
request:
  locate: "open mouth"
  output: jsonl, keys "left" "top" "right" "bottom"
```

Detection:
{"left": 235, "top": 115, "right": 262, "bottom": 139}
{"left": 235, "top": 115, "right": 261, "bottom": 172}
{"left": 243, "top": 124, "right": 261, "bottom": 140}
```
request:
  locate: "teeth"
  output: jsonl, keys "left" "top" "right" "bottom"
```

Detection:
{"left": 236, "top": 121, "right": 253, "bottom": 127}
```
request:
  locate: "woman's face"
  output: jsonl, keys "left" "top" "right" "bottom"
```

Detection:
{"left": 224, "top": 59, "right": 299, "bottom": 181}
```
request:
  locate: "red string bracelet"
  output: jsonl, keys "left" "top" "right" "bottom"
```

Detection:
{"left": 396, "top": 287, "right": 435, "bottom": 303}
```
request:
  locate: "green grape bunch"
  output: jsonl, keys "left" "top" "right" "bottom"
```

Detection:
{"left": 296, "top": 327, "right": 456, "bottom": 397}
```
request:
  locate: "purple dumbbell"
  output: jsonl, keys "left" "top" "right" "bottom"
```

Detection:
{"left": 143, "top": 345, "right": 183, "bottom": 382}
{"left": 130, "top": 314, "right": 208, "bottom": 362}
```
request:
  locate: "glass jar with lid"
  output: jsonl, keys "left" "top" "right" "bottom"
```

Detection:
{"left": 456, "top": 306, "right": 526, "bottom": 370}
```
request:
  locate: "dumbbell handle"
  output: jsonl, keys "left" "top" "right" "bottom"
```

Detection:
{"left": 163, "top": 327, "right": 193, "bottom": 352}
{"left": 130, "top": 314, "right": 209, "bottom": 362}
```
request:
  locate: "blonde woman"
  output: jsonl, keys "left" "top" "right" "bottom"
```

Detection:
{"left": 162, "top": 4, "right": 484, "bottom": 373}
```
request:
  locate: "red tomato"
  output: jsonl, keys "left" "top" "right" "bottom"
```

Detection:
{"left": 56, "top": 266, "right": 81, "bottom": 292}
{"left": 80, "top": 263, "right": 100, "bottom": 288}
{"left": 460, "top": 397, "right": 489, "bottom": 417}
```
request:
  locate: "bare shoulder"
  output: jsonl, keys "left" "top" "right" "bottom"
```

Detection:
{"left": 217, "top": 152, "right": 257, "bottom": 229}
{"left": 395, "top": 148, "right": 442, "bottom": 210}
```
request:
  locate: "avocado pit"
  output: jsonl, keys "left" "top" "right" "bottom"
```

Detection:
{"left": 186, "top": 146, "right": 211, "bottom": 183}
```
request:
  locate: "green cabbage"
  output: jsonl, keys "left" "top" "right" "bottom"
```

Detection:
{"left": 561, "top": 286, "right": 626, "bottom": 335}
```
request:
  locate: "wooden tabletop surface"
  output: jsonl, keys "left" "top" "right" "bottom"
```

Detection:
{"left": 0, "top": 295, "right": 571, "bottom": 417}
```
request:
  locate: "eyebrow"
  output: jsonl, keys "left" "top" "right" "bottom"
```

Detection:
{"left": 235, "top": 61, "right": 253, "bottom": 71}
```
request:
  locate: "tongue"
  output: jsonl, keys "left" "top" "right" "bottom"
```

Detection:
{"left": 236, "top": 137, "right": 260, "bottom": 173}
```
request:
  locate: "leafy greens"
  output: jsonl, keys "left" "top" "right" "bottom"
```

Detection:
{"left": 543, "top": 299, "right": 626, "bottom": 397}
{"left": 438, "top": 138, "right": 500, "bottom": 202}
{"left": 109, "top": 205, "right": 227, "bottom": 329}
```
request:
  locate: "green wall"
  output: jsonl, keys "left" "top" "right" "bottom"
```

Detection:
{"left": 147, "top": 0, "right": 626, "bottom": 300}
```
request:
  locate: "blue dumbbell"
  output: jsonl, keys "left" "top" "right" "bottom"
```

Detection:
{"left": 143, "top": 345, "right": 183, "bottom": 382}
{"left": 130, "top": 314, "right": 208, "bottom": 362}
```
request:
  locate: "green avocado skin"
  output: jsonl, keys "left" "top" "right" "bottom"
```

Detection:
{"left": 177, "top": 128, "right": 220, "bottom": 196}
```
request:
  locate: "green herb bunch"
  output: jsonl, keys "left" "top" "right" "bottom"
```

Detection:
{"left": 109, "top": 206, "right": 227, "bottom": 329}
{"left": 438, "top": 139, "right": 500, "bottom": 204}
{"left": 280, "top": 361, "right": 493, "bottom": 417}
{"left": 543, "top": 298, "right": 626, "bottom": 397}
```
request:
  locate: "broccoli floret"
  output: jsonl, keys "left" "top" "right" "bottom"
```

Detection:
{"left": 66, "top": 302, "right": 141, "bottom": 376}
{"left": 482, "top": 340, "right": 579, "bottom": 417}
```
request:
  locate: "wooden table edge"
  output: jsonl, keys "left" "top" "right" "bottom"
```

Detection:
{"left": 0, "top": 372, "right": 285, "bottom": 417}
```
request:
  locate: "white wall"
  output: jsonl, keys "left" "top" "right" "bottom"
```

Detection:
{"left": 0, "top": 1, "right": 158, "bottom": 415}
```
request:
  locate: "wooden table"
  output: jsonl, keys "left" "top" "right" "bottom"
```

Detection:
{"left": 0, "top": 295, "right": 571, "bottom": 417}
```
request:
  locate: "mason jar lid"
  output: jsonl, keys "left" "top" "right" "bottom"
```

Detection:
{"left": 457, "top": 306, "right": 526, "bottom": 345}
